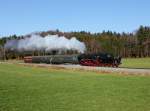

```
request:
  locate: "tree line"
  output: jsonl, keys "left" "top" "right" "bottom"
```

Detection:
{"left": 0, "top": 25, "right": 150, "bottom": 59}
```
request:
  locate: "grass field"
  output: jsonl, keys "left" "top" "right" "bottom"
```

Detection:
{"left": 120, "top": 58, "right": 150, "bottom": 69}
{"left": 0, "top": 63, "right": 150, "bottom": 111}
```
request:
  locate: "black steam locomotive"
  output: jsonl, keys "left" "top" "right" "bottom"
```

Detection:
{"left": 24, "top": 53, "right": 121, "bottom": 67}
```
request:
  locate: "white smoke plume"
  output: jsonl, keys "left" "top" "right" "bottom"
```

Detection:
{"left": 4, "top": 34, "right": 86, "bottom": 53}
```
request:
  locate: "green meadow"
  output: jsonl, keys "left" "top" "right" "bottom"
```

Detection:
{"left": 0, "top": 63, "right": 150, "bottom": 111}
{"left": 120, "top": 58, "right": 150, "bottom": 69}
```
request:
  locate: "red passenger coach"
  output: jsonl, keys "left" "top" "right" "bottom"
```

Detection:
{"left": 24, "top": 56, "right": 32, "bottom": 63}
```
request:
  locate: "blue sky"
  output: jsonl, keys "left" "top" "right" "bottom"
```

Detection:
{"left": 0, "top": 0, "right": 150, "bottom": 37}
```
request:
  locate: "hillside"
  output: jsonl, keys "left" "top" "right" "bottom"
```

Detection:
{"left": 0, "top": 26, "right": 150, "bottom": 58}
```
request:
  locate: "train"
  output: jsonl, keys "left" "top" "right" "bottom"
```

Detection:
{"left": 24, "top": 53, "right": 122, "bottom": 67}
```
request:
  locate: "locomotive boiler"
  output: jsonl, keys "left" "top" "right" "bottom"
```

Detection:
{"left": 24, "top": 53, "right": 121, "bottom": 67}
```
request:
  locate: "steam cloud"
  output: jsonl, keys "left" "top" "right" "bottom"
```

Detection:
{"left": 4, "top": 34, "right": 86, "bottom": 53}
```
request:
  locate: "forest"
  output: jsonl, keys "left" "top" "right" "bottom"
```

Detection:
{"left": 0, "top": 25, "right": 150, "bottom": 59}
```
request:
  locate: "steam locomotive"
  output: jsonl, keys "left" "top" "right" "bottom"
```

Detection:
{"left": 24, "top": 53, "right": 121, "bottom": 67}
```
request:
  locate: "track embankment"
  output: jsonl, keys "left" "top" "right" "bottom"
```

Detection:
{"left": 51, "top": 64, "right": 150, "bottom": 75}
{"left": 0, "top": 61, "right": 150, "bottom": 75}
